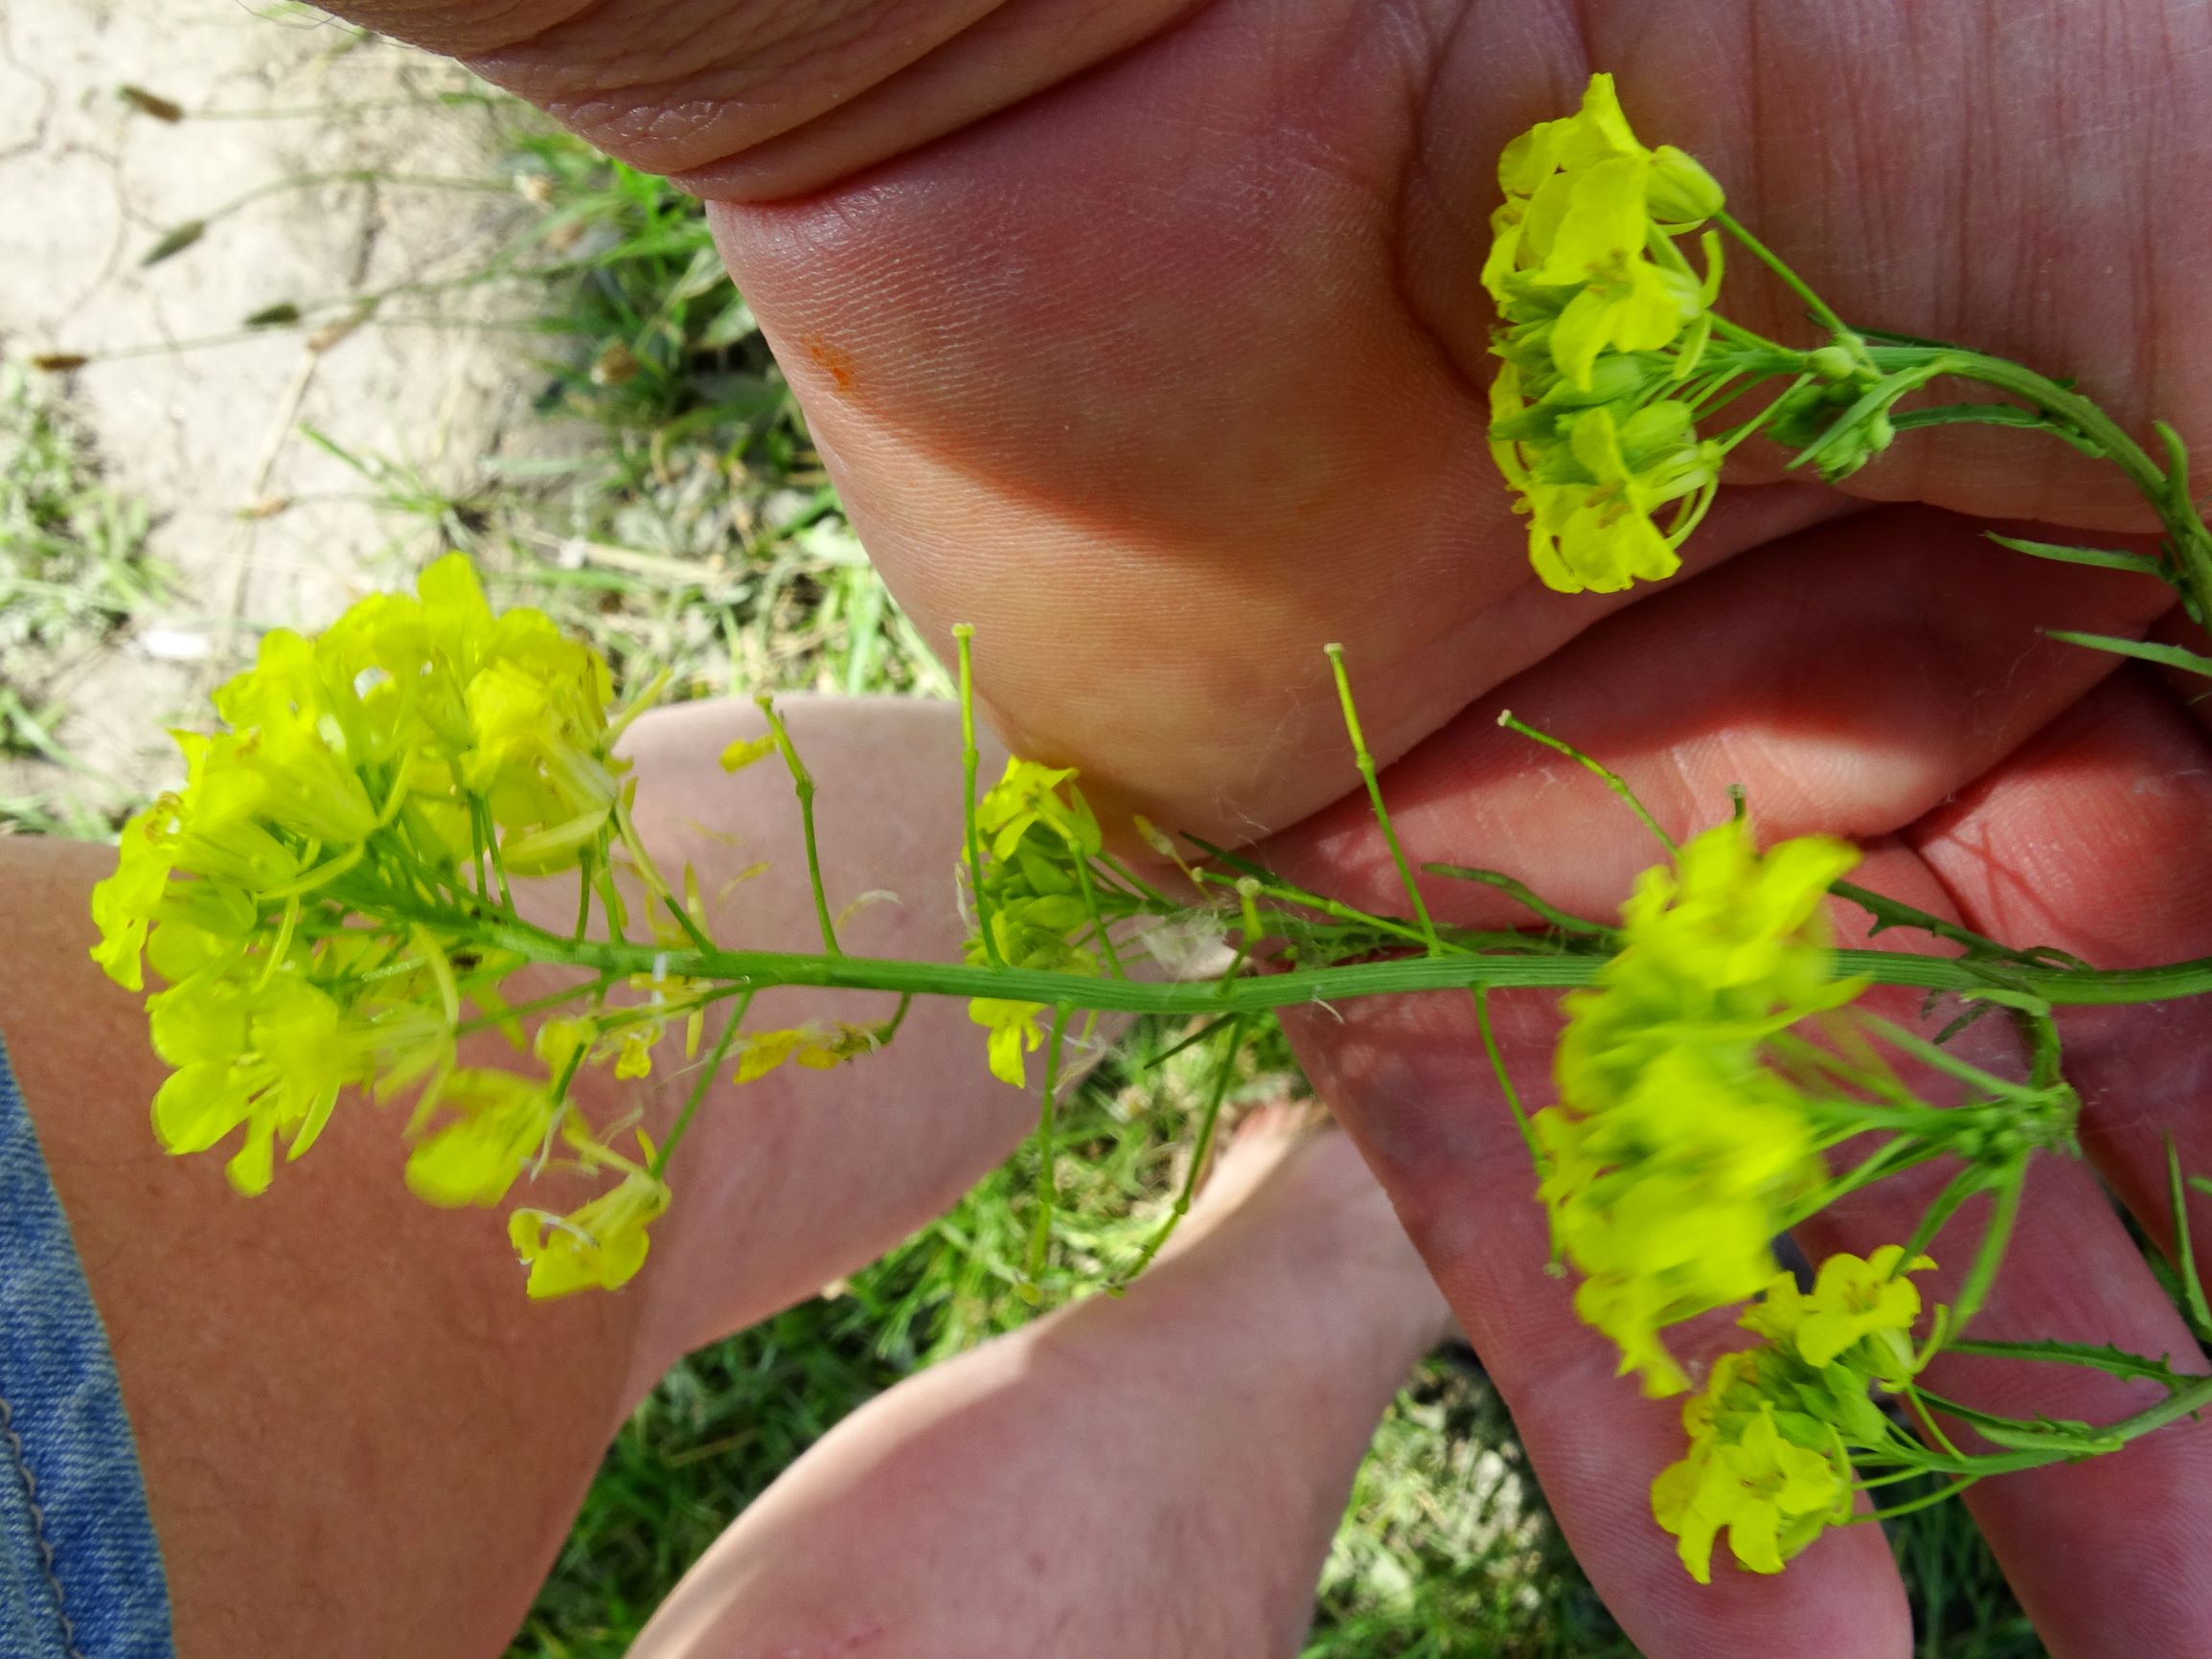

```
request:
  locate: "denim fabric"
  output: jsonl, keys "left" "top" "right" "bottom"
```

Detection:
{"left": 0, "top": 1035, "right": 175, "bottom": 1658}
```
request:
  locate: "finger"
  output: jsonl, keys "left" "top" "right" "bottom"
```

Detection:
{"left": 1266, "top": 511, "right": 2180, "bottom": 1647}
{"left": 1904, "top": 670, "right": 2212, "bottom": 1653}
{"left": 1908, "top": 670, "right": 2212, "bottom": 1268}
{"left": 1791, "top": 845, "right": 2212, "bottom": 1659}
{"left": 1288, "top": 988, "right": 1913, "bottom": 1659}
{"left": 712, "top": 2, "right": 2212, "bottom": 841}
{"left": 1266, "top": 506, "right": 2173, "bottom": 920}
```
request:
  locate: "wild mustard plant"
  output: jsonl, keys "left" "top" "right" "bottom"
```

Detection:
{"left": 1488, "top": 73, "right": 2212, "bottom": 657}
{"left": 91, "top": 71, "right": 2212, "bottom": 1586}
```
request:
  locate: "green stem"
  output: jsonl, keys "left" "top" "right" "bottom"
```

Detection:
{"left": 1950, "top": 1160, "right": 2027, "bottom": 1335}
{"left": 1713, "top": 211, "right": 1856, "bottom": 343}
{"left": 754, "top": 694, "right": 840, "bottom": 957}
{"left": 1325, "top": 645, "right": 1441, "bottom": 953}
{"left": 1072, "top": 855, "right": 1126, "bottom": 978}
{"left": 1867, "top": 346, "right": 2212, "bottom": 629}
{"left": 953, "top": 625, "right": 1004, "bottom": 967}
{"left": 1861, "top": 1476, "right": 1983, "bottom": 1523}
{"left": 1473, "top": 988, "right": 1543, "bottom": 1177}
{"left": 1833, "top": 878, "right": 2080, "bottom": 970}
{"left": 453, "top": 910, "right": 2212, "bottom": 1019}
{"left": 1497, "top": 712, "right": 1676, "bottom": 853}
{"left": 1186, "top": 838, "right": 1439, "bottom": 952}
{"left": 1115, "top": 1015, "right": 1243, "bottom": 1287}
{"left": 449, "top": 975, "right": 618, "bottom": 1038}
{"left": 1024, "top": 1007, "right": 1072, "bottom": 1291}
{"left": 649, "top": 991, "right": 752, "bottom": 1179}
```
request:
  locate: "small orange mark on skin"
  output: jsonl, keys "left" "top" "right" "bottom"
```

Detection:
{"left": 799, "top": 330, "right": 856, "bottom": 394}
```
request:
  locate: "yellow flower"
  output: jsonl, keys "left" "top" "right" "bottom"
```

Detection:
{"left": 1482, "top": 73, "right": 1639, "bottom": 302}
{"left": 141, "top": 879, "right": 260, "bottom": 988}
{"left": 976, "top": 759, "right": 1103, "bottom": 858}
{"left": 1529, "top": 157, "right": 1699, "bottom": 387}
{"left": 148, "top": 972, "right": 363, "bottom": 1195}
{"left": 460, "top": 615, "right": 619, "bottom": 875}
{"left": 403, "top": 1068, "right": 559, "bottom": 1208}
{"left": 211, "top": 630, "right": 383, "bottom": 850}
{"left": 1634, "top": 823, "right": 1860, "bottom": 992}
{"left": 1563, "top": 820, "right": 1861, "bottom": 1096}
{"left": 1485, "top": 74, "right": 1732, "bottom": 593}
{"left": 1537, "top": 1051, "right": 1817, "bottom": 1394}
{"left": 89, "top": 798, "right": 183, "bottom": 991}
{"left": 1572, "top": 1271, "right": 1691, "bottom": 1398}
{"left": 1485, "top": 75, "right": 1724, "bottom": 384}
{"left": 967, "top": 763, "right": 1110, "bottom": 978}
{"left": 158, "top": 733, "right": 312, "bottom": 894}
{"left": 969, "top": 997, "right": 1046, "bottom": 1087}
{"left": 731, "top": 1025, "right": 844, "bottom": 1083}
{"left": 614, "top": 1032, "right": 654, "bottom": 1079}
{"left": 1521, "top": 403, "right": 1722, "bottom": 594}
{"left": 1653, "top": 1402, "right": 1848, "bottom": 1583}
{"left": 1539, "top": 821, "right": 1861, "bottom": 1389}
{"left": 1744, "top": 1246, "right": 1935, "bottom": 1372}
{"left": 533, "top": 1016, "right": 599, "bottom": 1079}
{"left": 718, "top": 734, "right": 777, "bottom": 773}
{"left": 508, "top": 1164, "right": 671, "bottom": 1298}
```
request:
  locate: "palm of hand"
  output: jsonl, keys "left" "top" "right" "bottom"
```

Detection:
{"left": 352, "top": 0, "right": 2212, "bottom": 1648}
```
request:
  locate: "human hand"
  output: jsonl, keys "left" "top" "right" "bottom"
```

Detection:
{"left": 321, "top": 0, "right": 2212, "bottom": 834}
{"left": 314, "top": 3, "right": 2212, "bottom": 1651}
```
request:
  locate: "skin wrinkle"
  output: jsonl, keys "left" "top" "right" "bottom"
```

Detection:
{"left": 481, "top": 0, "right": 1004, "bottom": 168}
{"left": 675, "top": 0, "right": 1221, "bottom": 202}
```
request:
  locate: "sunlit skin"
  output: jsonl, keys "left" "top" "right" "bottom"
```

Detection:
{"left": 179, "top": 2, "right": 2212, "bottom": 1652}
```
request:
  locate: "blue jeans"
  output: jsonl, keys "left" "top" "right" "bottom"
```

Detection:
{"left": 0, "top": 1035, "right": 175, "bottom": 1658}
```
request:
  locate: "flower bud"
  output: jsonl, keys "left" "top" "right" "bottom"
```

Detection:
{"left": 1808, "top": 344, "right": 1859, "bottom": 381}
{"left": 1647, "top": 146, "right": 1724, "bottom": 223}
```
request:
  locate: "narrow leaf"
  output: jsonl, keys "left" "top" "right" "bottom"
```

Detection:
{"left": 117, "top": 84, "right": 184, "bottom": 122}
{"left": 1987, "top": 533, "right": 2166, "bottom": 578}
{"left": 2045, "top": 629, "right": 2212, "bottom": 679}
{"left": 1944, "top": 1337, "right": 2194, "bottom": 1390}
{"left": 1425, "top": 863, "right": 1614, "bottom": 937}
{"left": 140, "top": 219, "right": 205, "bottom": 266}
{"left": 2165, "top": 1135, "right": 2212, "bottom": 1339}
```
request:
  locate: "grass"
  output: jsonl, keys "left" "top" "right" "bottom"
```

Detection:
{"left": 49, "top": 84, "right": 2050, "bottom": 1658}
{"left": 300, "top": 122, "right": 946, "bottom": 707}
{"left": 0, "top": 360, "right": 172, "bottom": 835}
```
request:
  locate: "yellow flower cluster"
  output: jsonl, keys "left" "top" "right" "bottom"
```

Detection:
{"left": 87, "top": 555, "right": 670, "bottom": 1294}
{"left": 1485, "top": 74, "right": 1728, "bottom": 594}
{"left": 966, "top": 759, "right": 1106, "bottom": 1086}
{"left": 1535, "top": 817, "right": 1864, "bottom": 1395}
{"left": 1654, "top": 1246, "right": 1935, "bottom": 1581}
